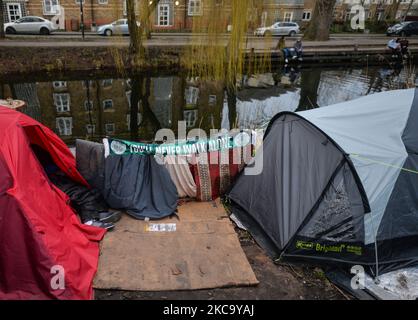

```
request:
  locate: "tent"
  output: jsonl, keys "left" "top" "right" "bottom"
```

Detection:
{"left": 0, "top": 106, "right": 105, "bottom": 299}
{"left": 228, "top": 88, "right": 418, "bottom": 276}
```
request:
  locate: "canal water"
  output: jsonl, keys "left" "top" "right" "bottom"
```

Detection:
{"left": 1, "top": 63, "right": 416, "bottom": 144}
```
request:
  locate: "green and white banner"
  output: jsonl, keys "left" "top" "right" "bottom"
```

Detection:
{"left": 103, "top": 132, "right": 254, "bottom": 157}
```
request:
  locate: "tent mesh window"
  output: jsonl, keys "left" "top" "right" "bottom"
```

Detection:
{"left": 298, "top": 164, "right": 363, "bottom": 243}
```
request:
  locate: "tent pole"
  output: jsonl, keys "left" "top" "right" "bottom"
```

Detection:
{"left": 371, "top": 218, "right": 380, "bottom": 284}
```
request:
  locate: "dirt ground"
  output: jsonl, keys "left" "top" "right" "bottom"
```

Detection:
{"left": 94, "top": 228, "right": 349, "bottom": 300}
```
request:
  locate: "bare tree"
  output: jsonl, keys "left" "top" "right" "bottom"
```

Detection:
{"left": 0, "top": 0, "right": 5, "bottom": 39}
{"left": 403, "top": 0, "right": 414, "bottom": 21}
{"left": 304, "top": 0, "right": 337, "bottom": 41}
{"left": 385, "top": 0, "right": 401, "bottom": 20}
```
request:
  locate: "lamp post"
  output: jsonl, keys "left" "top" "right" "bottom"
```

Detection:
{"left": 79, "top": 0, "right": 85, "bottom": 40}
{"left": 183, "top": 0, "right": 187, "bottom": 31}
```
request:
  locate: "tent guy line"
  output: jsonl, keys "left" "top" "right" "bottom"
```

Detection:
{"left": 351, "top": 153, "right": 418, "bottom": 175}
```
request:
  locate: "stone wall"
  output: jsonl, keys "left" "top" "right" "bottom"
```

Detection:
{"left": 0, "top": 46, "right": 183, "bottom": 81}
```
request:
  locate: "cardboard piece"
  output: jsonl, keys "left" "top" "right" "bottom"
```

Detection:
{"left": 94, "top": 199, "right": 259, "bottom": 291}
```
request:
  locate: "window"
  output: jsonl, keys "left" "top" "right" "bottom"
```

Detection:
{"left": 86, "top": 124, "right": 95, "bottom": 135}
{"left": 7, "top": 3, "right": 22, "bottom": 22}
{"left": 98, "top": 0, "right": 108, "bottom": 4}
{"left": 53, "top": 93, "right": 70, "bottom": 112}
{"left": 157, "top": 3, "right": 171, "bottom": 26}
{"left": 209, "top": 95, "right": 217, "bottom": 106}
{"left": 102, "top": 79, "right": 113, "bottom": 87}
{"left": 115, "top": 19, "right": 126, "bottom": 25}
{"left": 184, "top": 110, "right": 198, "bottom": 128}
{"left": 302, "top": 11, "right": 311, "bottom": 21}
{"left": 56, "top": 117, "right": 72, "bottom": 136}
{"left": 103, "top": 99, "right": 114, "bottom": 110}
{"left": 84, "top": 100, "right": 93, "bottom": 111}
{"left": 284, "top": 12, "right": 293, "bottom": 22}
{"left": 53, "top": 81, "right": 67, "bottom": 89}
{"left": 188, "top": 0, "right": 203, "bottom": 16}
{"left": 75, "top": 0, "right": 85, "bottom": 4}
{"left": 105, "top": 123, "right": 115, "bottom": 135}
{"left": 43, "top": 0, "right": 60, "bottom": 15}
{"left": 185, "top": 87, "right": 199, "bottom": 106}
{"left": 19, "top": 17, "right": 34, "bottom": 23}
{"left": 273, "top": 10, "right": 280, "bottom": 21}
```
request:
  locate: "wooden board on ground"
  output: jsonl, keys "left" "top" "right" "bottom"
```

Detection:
{"left": 94, "top": 199, "right": 259, "bottom": 291}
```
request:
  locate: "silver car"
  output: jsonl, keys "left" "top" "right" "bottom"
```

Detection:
{"left": 97, "top": 19, "right": 134, "bottom": 36}
{"left": 254, "top": 22, "right": 300, "bottom": 37}
{"left": 4, "top": 16, "right": 56, "bottom": 35}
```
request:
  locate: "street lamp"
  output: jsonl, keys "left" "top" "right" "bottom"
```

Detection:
{"left": 79, "top": 0, "right": 85, "bottom": 40}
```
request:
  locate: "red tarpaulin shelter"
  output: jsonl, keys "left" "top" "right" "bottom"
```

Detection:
{"left": 0, "top": 106, "right": 105, "bottom": 300}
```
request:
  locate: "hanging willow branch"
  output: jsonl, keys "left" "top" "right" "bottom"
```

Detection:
{"left": 182, "top": 0, "right": 271, "bottom": 88}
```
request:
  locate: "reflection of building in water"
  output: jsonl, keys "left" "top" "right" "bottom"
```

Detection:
{"left": 35, "top": 79, "right": 132, "bottom": 144}
{"left": 236, "top": 87, "right": 300, "bottom": 129}
{"left": 151, "top": 77, "right": 174, "bottom": 128}
{"left": 11, "top": 76, "right": 226, "bottom": 143}
{"left": 183, "top": 79, "right": 224, "bottom": 134}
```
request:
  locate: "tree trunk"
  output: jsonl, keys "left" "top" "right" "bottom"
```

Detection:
{"left": 303, "top": 0, "right": 336, "bottom": 41}
{"left": 129, "top": 76, "right": 142, "bottom": 141}
{"left": 126, "top": 0, "right": 142, "bottom": 55}
{"left": 0, "top": 0, "right": 5, "bottom": 39}
{"left": 126, "top": 0, "right": 160, "bottom": 57}
{"left": 226, "top": 85, "right": 237, "bottom": 129}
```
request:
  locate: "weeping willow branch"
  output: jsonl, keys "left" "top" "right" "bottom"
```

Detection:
{"left": 181, "top": 0, "right": 270, "bottom": 88}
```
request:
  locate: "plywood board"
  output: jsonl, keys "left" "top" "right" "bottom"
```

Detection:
{"left": 94, "top": 199, "right": 259, "bottom": 291}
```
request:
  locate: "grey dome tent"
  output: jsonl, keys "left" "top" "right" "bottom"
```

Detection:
{"left": 228, "top": 88, "right": 418, "bottom": 275}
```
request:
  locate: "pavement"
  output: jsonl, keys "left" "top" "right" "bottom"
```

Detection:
{"left": 2, "top": 33, "right": 418, "bottom": 53}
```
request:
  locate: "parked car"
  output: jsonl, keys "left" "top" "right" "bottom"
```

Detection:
{"left": 4, "top": 16, "right": 56, "bottom": 35}
{"left": 254, "top": 22, "right": 300, "bottom": 37}
{"left": 387, "top": 21, "right": 418, "bottom": 36}
{"left": 97, "top": 19, "right": 140, "bottom": 36}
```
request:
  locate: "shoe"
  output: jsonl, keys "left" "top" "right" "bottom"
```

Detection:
{"left": 84, "top": 219, "right": 115, "bottom": 231}
{"left": 285, "top": 58, "right": 289, "bottom": 63}
{"left": 96, "top": 210, "right": 122, "bottom": 224}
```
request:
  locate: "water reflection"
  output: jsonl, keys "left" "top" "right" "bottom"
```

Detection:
{"left": 0, "top": 64, "right": 416, "bottom": 144}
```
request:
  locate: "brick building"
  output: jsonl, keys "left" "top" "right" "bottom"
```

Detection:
{"left": 21, "top": 0, "right": 314, "bottom": 32}
{"left": 26, "top": 0, "right": 124, "bottom": 31}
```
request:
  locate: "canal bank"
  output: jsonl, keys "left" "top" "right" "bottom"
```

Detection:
{"left": 2, "top": 37, "right": 418, "bottom": 79}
